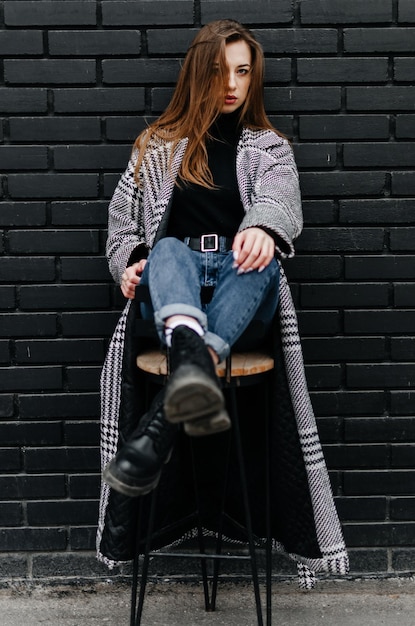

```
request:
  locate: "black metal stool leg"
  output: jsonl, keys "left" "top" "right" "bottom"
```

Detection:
{"left": 134, "top": 488, "right": 158, "bottom": 625}
{"left": 229, "top": 385, "right": 264, "bottom": 626}
{"left": 130, "top": 553, "right": 140, "bottom": 626}
{"left": 189, "top": 437, "right": 212, "bottom": 612}
{"left": 130, "top": 498, "right": 145, "bottom": 626}
{"left": 130, "top": 374, "right": 154, "bottom": 626}
{"left": 210, "top": 426, "right": 233, "bottom": 611}
{"left": 265, "top": 378, "right": 272, "bottom": 626}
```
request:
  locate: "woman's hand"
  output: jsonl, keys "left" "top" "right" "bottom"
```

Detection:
{"left": 120, "top": 259, "right": 147, "bottom": 299}
{"left": 232, "top": 227, "right": 275, "bottom": 273}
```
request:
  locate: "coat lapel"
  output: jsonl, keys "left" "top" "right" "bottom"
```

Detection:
{"left": 141, "top": 137, "right": 188, "bottom": 247}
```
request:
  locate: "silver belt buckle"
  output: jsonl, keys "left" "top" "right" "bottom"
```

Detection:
{"left": 201, "top": 233, "right": 219, "bottom": 252}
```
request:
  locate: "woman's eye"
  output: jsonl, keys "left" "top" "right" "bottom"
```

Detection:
{"left": 237, "top": 68, "right": 249, "bottom": 75}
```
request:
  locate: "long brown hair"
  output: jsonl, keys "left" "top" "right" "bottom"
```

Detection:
{"left": 133, "top": 19, "right": 276, "bottom": 188}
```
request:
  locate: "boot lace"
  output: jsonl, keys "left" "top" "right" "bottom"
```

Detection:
{"left": 137, "top": 397, "right": 174, "bottom": 452}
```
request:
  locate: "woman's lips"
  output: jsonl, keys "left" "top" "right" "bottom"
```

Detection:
{"left": 225, "top": 96, "right": 237, "bottom": 104}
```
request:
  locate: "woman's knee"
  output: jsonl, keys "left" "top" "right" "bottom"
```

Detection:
{"left": 248, "top": 257, "right": 280, "bottom": 285}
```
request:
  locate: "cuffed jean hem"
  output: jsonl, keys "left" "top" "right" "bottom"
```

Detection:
{"left": 154, "top": 303, "right": 208, "bottom": 345}
{"left": 204, "top": 331, "right": 230, "bottom": 363}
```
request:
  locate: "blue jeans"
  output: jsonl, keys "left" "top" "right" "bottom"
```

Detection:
{"left": 139, "top": 237, "right": 280, "bottom": 362}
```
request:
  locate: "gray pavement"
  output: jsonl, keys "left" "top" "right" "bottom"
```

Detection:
{"left": 1, "top": 578, "right": 415, "bottom": 625}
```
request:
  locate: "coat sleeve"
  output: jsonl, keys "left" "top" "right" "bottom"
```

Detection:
{"left": 106, "top": 149, "right": 147, "bottom": 284}
{"left": 237, "top": 132, "right": 303, "bottom": 258}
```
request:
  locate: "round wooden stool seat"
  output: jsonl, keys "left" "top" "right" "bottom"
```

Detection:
{"left": 136, "top": 349, "right": 274, "bottom": 378}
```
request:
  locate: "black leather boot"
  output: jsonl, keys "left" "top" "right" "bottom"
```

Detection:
{"left": 164, "top": 325, "right": 231, "bottom": 436}
{"left": 103, "top": 390, "right": 176, "bottom": 497}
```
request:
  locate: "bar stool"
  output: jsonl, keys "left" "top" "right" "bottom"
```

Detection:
{"left": 129, "top": 287, "right": 275, "bottom": 626}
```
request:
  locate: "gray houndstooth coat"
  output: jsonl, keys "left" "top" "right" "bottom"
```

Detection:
{"left": 97, "top": 128, "right": 349, "bottom": 588}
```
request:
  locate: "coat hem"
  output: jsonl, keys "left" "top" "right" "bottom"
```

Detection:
{"left": 97, "top": 525, "right": 348, "bottom": 590}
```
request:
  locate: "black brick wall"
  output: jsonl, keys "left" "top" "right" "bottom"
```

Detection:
{"left": 1, "top": 0, "right": 415, "bottom": 583}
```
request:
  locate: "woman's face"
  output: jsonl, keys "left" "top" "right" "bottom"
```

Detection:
{"left": 220, "top": 39, "right": 252, "bottom": 113}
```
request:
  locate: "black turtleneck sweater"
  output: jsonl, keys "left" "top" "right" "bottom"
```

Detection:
{"left": 167, "top": 109, "right": 244, "bottom": 239}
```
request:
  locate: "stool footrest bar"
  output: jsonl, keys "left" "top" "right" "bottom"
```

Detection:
{"left": 147, "top": 551, "right": 251, "bottom": 560}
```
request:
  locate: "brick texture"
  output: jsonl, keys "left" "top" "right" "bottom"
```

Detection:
{"left": 1, "top": 0, "right": 414, "bottom": 584}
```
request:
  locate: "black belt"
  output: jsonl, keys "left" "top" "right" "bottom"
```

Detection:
{"left": 183, "top": 234, "right": 233, "bottom": 253}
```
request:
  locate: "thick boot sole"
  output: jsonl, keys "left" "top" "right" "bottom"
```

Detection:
{"left": 103, "top": 461, "right": 161, "bottom": 497}
{"left": 184, "top": 409, "right": 231, "bottom": 437}
{"left": 164, "top": 364, "right": 225, "bottom": 424}
{"left": 103, "top": 447, "right": 173, "bottom": 498}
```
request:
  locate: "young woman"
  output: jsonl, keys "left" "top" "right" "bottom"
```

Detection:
{"left": 97, "top": 20, "right": 348, "bottom": 587}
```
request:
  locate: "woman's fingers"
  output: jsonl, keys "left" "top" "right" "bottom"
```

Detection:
{"left": 120, "top": 261, "right": 145, "bottom": 299}
{"left": 232, "top": 228, "right": 275, "bottom": 272}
